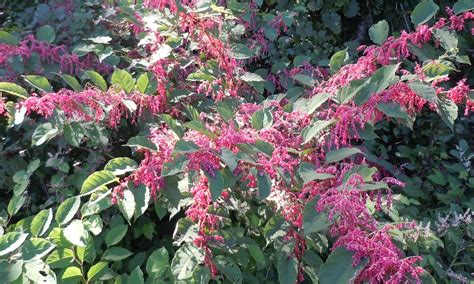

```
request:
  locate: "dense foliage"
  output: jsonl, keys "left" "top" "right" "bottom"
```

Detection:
{"left": 0, "top": 0, "right": 473, "bottom": 283}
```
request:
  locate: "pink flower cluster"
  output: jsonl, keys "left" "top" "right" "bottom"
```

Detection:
{"left": 21, "top": 88, "right": 165, "bottom": 128}
{"left": 0, "top": 35, "right": 110, "bottom": 81}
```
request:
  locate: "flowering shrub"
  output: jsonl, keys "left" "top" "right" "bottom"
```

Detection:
{"left": 0, "top": 0, "right": 473, "bottom": 283}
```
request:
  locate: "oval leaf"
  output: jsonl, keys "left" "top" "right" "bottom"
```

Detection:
{"left": 0, "top": 82, "right": 28, "bottom": 99}
{"left": 87, "top": 262, "right": 109, "bottom": 281}
{"left": 23, "top": 75, "right": 53, "bottom": 93}
{"left": 105, "top": 224, "right": 128, "bottom": 246}
{"left": 31, "top": 208, "right": 53, "bottom": 237}
{"left": 111, "top": 69, "right": 134, "bottom": 93}
{"left": 62, "top": 220, "right": 89, "bottom": 247}
{"left": 36, "top": 25, "right": 56, "bottom": 43}
{"left": 80, "top": 170, "right": 117, "bottom": 195}
{"left": 326, "top": 147, "right": 363, "bottom": 163}
{"left": 411, "top": 0, "right": 439, "bottom": 26}
{"left": 104, "top": 157, "right": 138, "bottom": 176}
{"left": 369, "top": 20, "right": 389, "bottom": 45}
{"left": 55, "top": 196, "right": 81, "bottom": 226}
{"left": 0, "top": 232, "right": 28, "bottom": 256}
{"left": 319, "top": 247, "right": 367, "bottom": 284}
{"left": 84, "top": 70, "right": 107, "bottom": 91}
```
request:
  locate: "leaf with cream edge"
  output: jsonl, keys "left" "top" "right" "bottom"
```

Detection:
{"left": 0, "top": 82, "right": 29, "bottom": 98}
{"left": 104, "top": 157, "right": 138, "bottom": 176}
{"left": 80, "top": 170, "right": 118, "bottom": 195}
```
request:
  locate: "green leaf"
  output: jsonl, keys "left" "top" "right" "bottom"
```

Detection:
{"left": 0, "top": 31, "right": 19, "bottom": 45}
{"left": 302, "top": 197, "right": 329, "bottom": 235}
{"left": 329, "top": 48, "right": 348, "bottom": 72}
{"left": 322, "top": 12, "right": 341, "bottom": 34}
{"left": 87, "top": 262, "right": 109, "bottom": 281}
{"left": 23, "top": 75, "right": 53, "bottom": 93}
{"left": 251, "top": 108, "right": 273, "bottom": 130}
{"left": 111, "top": 69, "right": 135, "bottom": 93}
{"left": 221, "top": 148, "right": 238, "bottom": 172}
{"left": 186, "top": 72, "right": 216, "bottom": 82}
{"left": 292, "top": 74, "right": 315, "bottom": 87}
{"left": 354, "top": 64, "right": 399, "bottom": 105}
{"left": 105, "top": 224, "right": 128, "bottom": 246}
{"left": 293, "top": 93, "right": 330, "bottom": 114}
{"left": 161, "top": 155, "right": 189, "bottom": 177}
{"left": 173, "top": 140, "right": 200, "bottom": 153}
{"left": 162, "top": 176, "right": 182, "bottom": 208}
{"left": 136, "top": 72, "right": 157, "bottom": 95}
{"left": 319, "top": 247, "right": 367, "bottom": 284}
{"left": 343, "top": 165, "right": 378, "bottom": 183}
{"left": 334, "top": 79, "right": 365, "bottom": 104}
{"left": 146, "top": 247, "right": 169, "bottom": 279}
{"left": 21, "top": 238, "right": 55, "bottom": 261}
{"left": 377, "top": 102, "right": 411, "bottom": 120}
{"left": 298, "top": 162, "right": 335, "bottom": 183}
{"left": 128, "top": 266, "right": 145, "bottom": 284}
{"left": 83, "top": 214, "right": 103, "bottom": 236}
{"left": 60, "top": 266, "right": 82, "bottom": 280}
{"left": 433, "top": 28, "right": 458, "bottom": 50}
{"left": 216, "top": 101, "right": 234, "bottom": 122}
{"left": 84, "top": 70, "right": 107, "bottom": 91}
{"left": 0, "top": 82, "right": 28, "bottom": 98}
{"left": 408, "top": 82, "right": 437, "bottom": 103}
{"left": 36, "top": 25, "right": 56, "bottom": 43}
{"left": 215, "top": 257, "right": 243, "bottom": 283}
{"left": 255, "top": 140, "right": 274, "bottom": 156}
{"left": 438, "top": 95, "right": 458, "bottom": 131}
{"left": 118, "top": 189, "right": 135, "bottom": 223}
{"left": 241, "top": 72, "right": 265, "bottom": 93}
{"left": 240, "top": 72, "right": 265, "bottom": 83}
{"left": 103, "top": 247, "right": 133, "bottom": 261}
{"left": 0, "top": 232, "right": 28, "bottom": 256}
{"left": 27, "top": 159, "right": 41, "bottom": 173}
{"left": 125, "top": 136, "right": 158, "bottom": 151}
{"left": 32, "top": 123, "right": 59, "bottom": 146}
{"left": 257, "top": 172, "right": 272, "bottom": 200}
{"left": 183, "top": 120, "right": 216, "bottom": 138}
{"left": 31, "top": 208, "right": 53, "bottom": 237}
{"left": 230, "top": 43, "right": 253, "bottom": 59}
{"left": 55, "top": 196, "right": 81, "bottom": 226}
{"left": 104, "top": 157, "right": 138, "bottom": 176}
{"left": 62, "top": 220, "right": 90, "bottom": 247}
{"left": 192, "top": 266, "right": 212, "bottom": 283}
{"left": 0, "top": 260, "right": 23, "bottom": 282}
{"left": 47, "top": 248, "right": 75, "bottom": 268}
{"left": 369, "top": 20, "right": 389, "bottom": 45}
{"left": 56, "top": 73, "right": 82, "bottom": 91}
{"left": 453, "top": 0, "right": 474, "bottom": 14}
{"left": 361, "top": 181, "right": 389, "bottom": 191}
{"left": 64, "top": 122, "right": 85, "bottom": 147}
{"left": 171, "top": 244, "right": 204, "bottom": 280}
{"left": 411, "top": 0, "right": 439, "bottom": 26}
{"left": 326, "top": 147, "right": 363, "bottom": 163}
{"left": 131, "top": 184, "right": 150, "bottom": 218}
{"left": 80, "top": 170, "right": 117, "bottom": 195}
{"left": 8, "top": 194, "right": 26, "bottom": 216}
{"left": 248, "top": 245, "right": 265, "bottom": 265}
{"left": 204, "top": 170, "right": 225, "bottom": 202}
{"left": 81, "top": 192, "right": 112, "bottom": 217}
{"left": 277, "top": 254, "right": 298, "bottom": 284}
{"left": 302, "top": 119, "right": 336, "bottom": 143}
{"left": 423, "top": 60, "right": 455, "bottom": 77}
